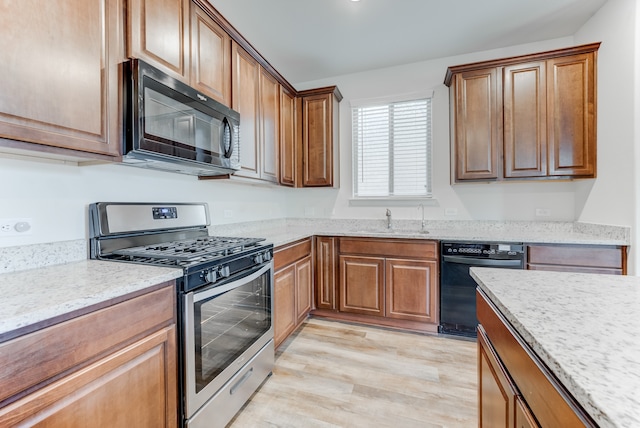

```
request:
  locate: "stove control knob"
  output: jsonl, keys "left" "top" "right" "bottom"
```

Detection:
{"left": 254, "top": 254, "right": 264, "bottom": 264}
{"left": 263, "top": 251, "right": 272, "bottom": 261}
{"left": 220, "top": 265, "right": 230, "bottom": 278}
{"left": 206, "top": 269, "right": 218, "bottom": 284}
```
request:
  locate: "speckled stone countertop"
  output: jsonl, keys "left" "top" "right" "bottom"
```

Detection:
{"left": 470, "top": 268, "right": 640, "bottom": 428}
{"left": 208, "top": 218, "right": 630, "bottom": 248}
{"left": 0, "top": 260, "right": 182, "bottom": 342}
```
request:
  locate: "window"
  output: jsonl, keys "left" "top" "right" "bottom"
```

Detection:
{"left": 352, "top": 96, "right": 432, "bottom": 199}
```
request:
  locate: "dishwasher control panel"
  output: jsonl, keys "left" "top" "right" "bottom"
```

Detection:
{"left": 442, "top": 242, "right": 525, "bottom": 259}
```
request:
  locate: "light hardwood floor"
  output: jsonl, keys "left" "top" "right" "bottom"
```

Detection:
{"left": 229, "top": 318, "right": 477, "bottom": 428}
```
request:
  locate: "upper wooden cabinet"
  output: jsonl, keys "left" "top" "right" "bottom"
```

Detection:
{"left": 190, "top": 3, "right": 231, "bottom": 105}
{"left": 231, "top": 42, "right": 280, "bottom": 183}
{"left": 128, "top": 0, "right": 231, "bottom": 105}
{"left": 299, "top": 86, "right": 343, "bottom": 187}
{"left": 445, "top": 43, "right": 599, "bottom": 182}
{"left": 128, "top": 0, "right": 190, "bottom": 80}
{"left": 0, "top": 0, "right": 122, "bottom": 158}
{"left": 279, "top": 87, "right": 298, "bottom": 187}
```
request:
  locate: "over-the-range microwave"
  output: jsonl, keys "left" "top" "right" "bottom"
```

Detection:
{"left": 122, "top": 59, "right": 240, "bottom": 176}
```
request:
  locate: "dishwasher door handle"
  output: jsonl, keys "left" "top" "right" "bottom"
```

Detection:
{"left": 442, "top": 255, "right": 523, "bottom": 268}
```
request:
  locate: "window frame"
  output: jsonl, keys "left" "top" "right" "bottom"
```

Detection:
{"left": 350, "top": 91, "right": 434, "bottom": 203}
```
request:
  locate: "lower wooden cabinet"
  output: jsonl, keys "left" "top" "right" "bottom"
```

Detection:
{"left": 339, "top": 255, "right": 385, "bottom": 317}
{"left": 0, "top": 283, "right": 178, "bottom": 427}
{"left": 273, "top": 238, "right": 312, "bottom": 348}
{"left": 315, "top": 237, "right": 439, "bottom": 332}
{"left": 477, "top": 289, "right": 593, "bottom": 427}
{"left": 315, "top": 236, "right": 337, "bottom": 310}
{"left": 526, "top": 244, "right": 627, "bottom": 274}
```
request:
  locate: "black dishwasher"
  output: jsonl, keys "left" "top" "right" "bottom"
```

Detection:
{"left": 439, "top": 241, "right": 525, "bottom": 337}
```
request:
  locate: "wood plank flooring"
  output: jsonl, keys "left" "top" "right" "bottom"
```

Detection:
{"left": 229, "top": 318, "right": 477, "bottom": 428}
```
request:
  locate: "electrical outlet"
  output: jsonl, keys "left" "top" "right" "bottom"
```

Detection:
{"left": 445, "top": 208, "right": 458, "bottom": 216}
{"left": 223, "top": 209, "right": 233, "bottom": 218}
{"left": 0, "top": 218, "right": 33, "bottom": 237}
{"left": 535, "top": 208, "right": 551, "bottom": 217}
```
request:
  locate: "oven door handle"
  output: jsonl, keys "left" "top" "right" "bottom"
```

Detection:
{"left": 193, "top": 262, "right": 272, "bottom": 303}
{"left": 442, "top": 255, "right": 523, "bottom": 268}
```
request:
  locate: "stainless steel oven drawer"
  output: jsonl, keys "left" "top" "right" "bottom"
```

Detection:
{"left": 187, "top": 339, "right": 274, "bottom": 428}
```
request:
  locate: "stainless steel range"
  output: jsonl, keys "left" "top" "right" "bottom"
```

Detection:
{"left": 89, "top": 202, "right": 274, "bottom": 428}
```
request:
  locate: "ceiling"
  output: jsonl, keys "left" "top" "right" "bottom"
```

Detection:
{"left": 210, "top": 0, "right": 608, "bottom": 85}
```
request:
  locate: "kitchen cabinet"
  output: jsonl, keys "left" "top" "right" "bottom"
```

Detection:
{"left": 128, "top": 0, "right": 190, "bottom": 81}
{"left": 315, "top": 236, "right": 338, "bottom": 311}
{"left": 232, "top": 41, "right": 280, "bottom": 183}
{"left": 0, "top": 283, "right": 178, "bottom": 427}
{"left": 0, "top": 0, "right": 122, "bottom": 159}
{"left": 339, "top": 255, "right": 385, "bottom": 317}
{"left": 190, "top": 2, "right": 231, "bottom": 105}
{"left": 445, "top": 43, "right": 599, "bottom": 182}
{"left": 477, "top": 289, "right": 593, "bottom": 427}
{"left": 299, "top": 87, "right": 343, "bottom": 187}
{"left": 279, "top": 87, "right": 298, "bottom": 186}
{"left": 129, "top": 0, "right": 232, "bottom": 105}
{"left": 526, "top": 244, "right": 627, "bottom": 274}
{"left": 273, "top": 238, "right": 312, "bottom": 348}
{"left": 314, "top": 237, "right": 438, "bottom": 332}
{"left": 259, "top": 67, "right": 280, "bottom": 183}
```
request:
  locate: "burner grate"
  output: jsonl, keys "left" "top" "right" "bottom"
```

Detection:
{"left": 111, "top": 236, "right": 265, "bottom": 264}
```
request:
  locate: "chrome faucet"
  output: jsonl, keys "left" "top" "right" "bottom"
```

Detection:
{"left": 386, "top": 209, "right": 392, "bottom": 229}
{"left": 419, "top": 204, "right": 425, "bottom": 232}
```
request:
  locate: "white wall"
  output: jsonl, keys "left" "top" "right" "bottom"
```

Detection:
{"left": 0, "top": 154, "right": 293, "bottom": 247}
{"left": 292, "top": 37, "right": 588, "bottom": 223}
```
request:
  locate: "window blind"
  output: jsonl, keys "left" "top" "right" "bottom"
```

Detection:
{"left": 352, "top": 98, "right": 432, "bottom": 198}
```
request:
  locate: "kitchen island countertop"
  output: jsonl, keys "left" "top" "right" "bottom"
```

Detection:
{"left": 471, "top": 267, "right": 640, "bottom": 428}
{"left": 0, "top": 260, "right": 182, "bottom": 342}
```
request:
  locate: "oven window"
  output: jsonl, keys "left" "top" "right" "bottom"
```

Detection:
{"left": 193, "top": 272, "right": 271, "bottom": 393}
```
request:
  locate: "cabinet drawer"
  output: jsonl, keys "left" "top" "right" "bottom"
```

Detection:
{"left": 0, "top": 284, "right": 175, "bottom": 404}
{"left": 339, "top": 238, "right": 437, "bottom": 259}
{"left": 527, "top": 245, "right": 625, "bottom": 269}
{"left": 274, "top": 238, "right": 312, "bottom": 271}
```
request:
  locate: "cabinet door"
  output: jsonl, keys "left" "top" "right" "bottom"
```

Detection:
{"left": 259, "top": 68, "right": 280, "bottom": 183}
{"left": 0, "top": 0, "right": 120, "bottom": 157}
{"left": 339, "top": 255, "right": 385, "bottom": 317}
{"left": 385, "top": 258, "right": 438, "bottom": 323}
{"left": 128, "top": 0, "right": 189, "bottom": 80}
{"left": 302, "top": 93, "right": 334, "bottom": 186}
{"left": 546, "top": 52, "right": 596, "bottom": 177}
{"left": 515, "top": 397, "right": 540, "bottom": 428}
{"left": 232, "top": 41, "right": 261, "bottom": 178}
{"left": 503, "top": 62, "right": 547, "bottom": 178}
{"left": 274, "top": 265, "right": 296, "bottom": 347}
{"left": 315, "top": 237, "right": 337, "bottom": 310}
{"left": 0, "top": 326, "right": 178, "bottom": 427}
{"left": 190, "top": 3, "right": 231, "bottom": 105}
{"left": 280, "top": 87, "right": 297, "bottom": 186}
{"left": 295, "top": 256, "right": 313, "bottom": 324}
{"left": 453, "top": 68, "right": 501, "bottom": 180}
{"left": 478, "top": 326, "right": 516, "bottom": 428}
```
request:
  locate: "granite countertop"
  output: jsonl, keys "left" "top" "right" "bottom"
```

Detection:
{"left": 470, "top": 267, "right": 640, "bottom": 428}
{"left": 0, "top": 260, "right": 183, "bottom": 342}
{"left": 208, "top": 218, "right": 630, "bottom": 248}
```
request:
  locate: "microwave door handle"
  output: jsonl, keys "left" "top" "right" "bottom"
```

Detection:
{"left": 223, "top": 116, "right": 233, "bottom": 158}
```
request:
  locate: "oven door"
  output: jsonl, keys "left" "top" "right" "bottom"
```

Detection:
{"left": 183, "top": 262, "right": 273, "bottom": 419}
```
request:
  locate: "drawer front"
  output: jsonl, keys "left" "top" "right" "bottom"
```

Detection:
{"left": 527, "top": 245, "right": 624, "bottom": 269}
{"left": 274, "top": 238, "right": 312, "bottom": 271}
{"left": 339, "top": 238, "right": 437, "bottom": 259}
